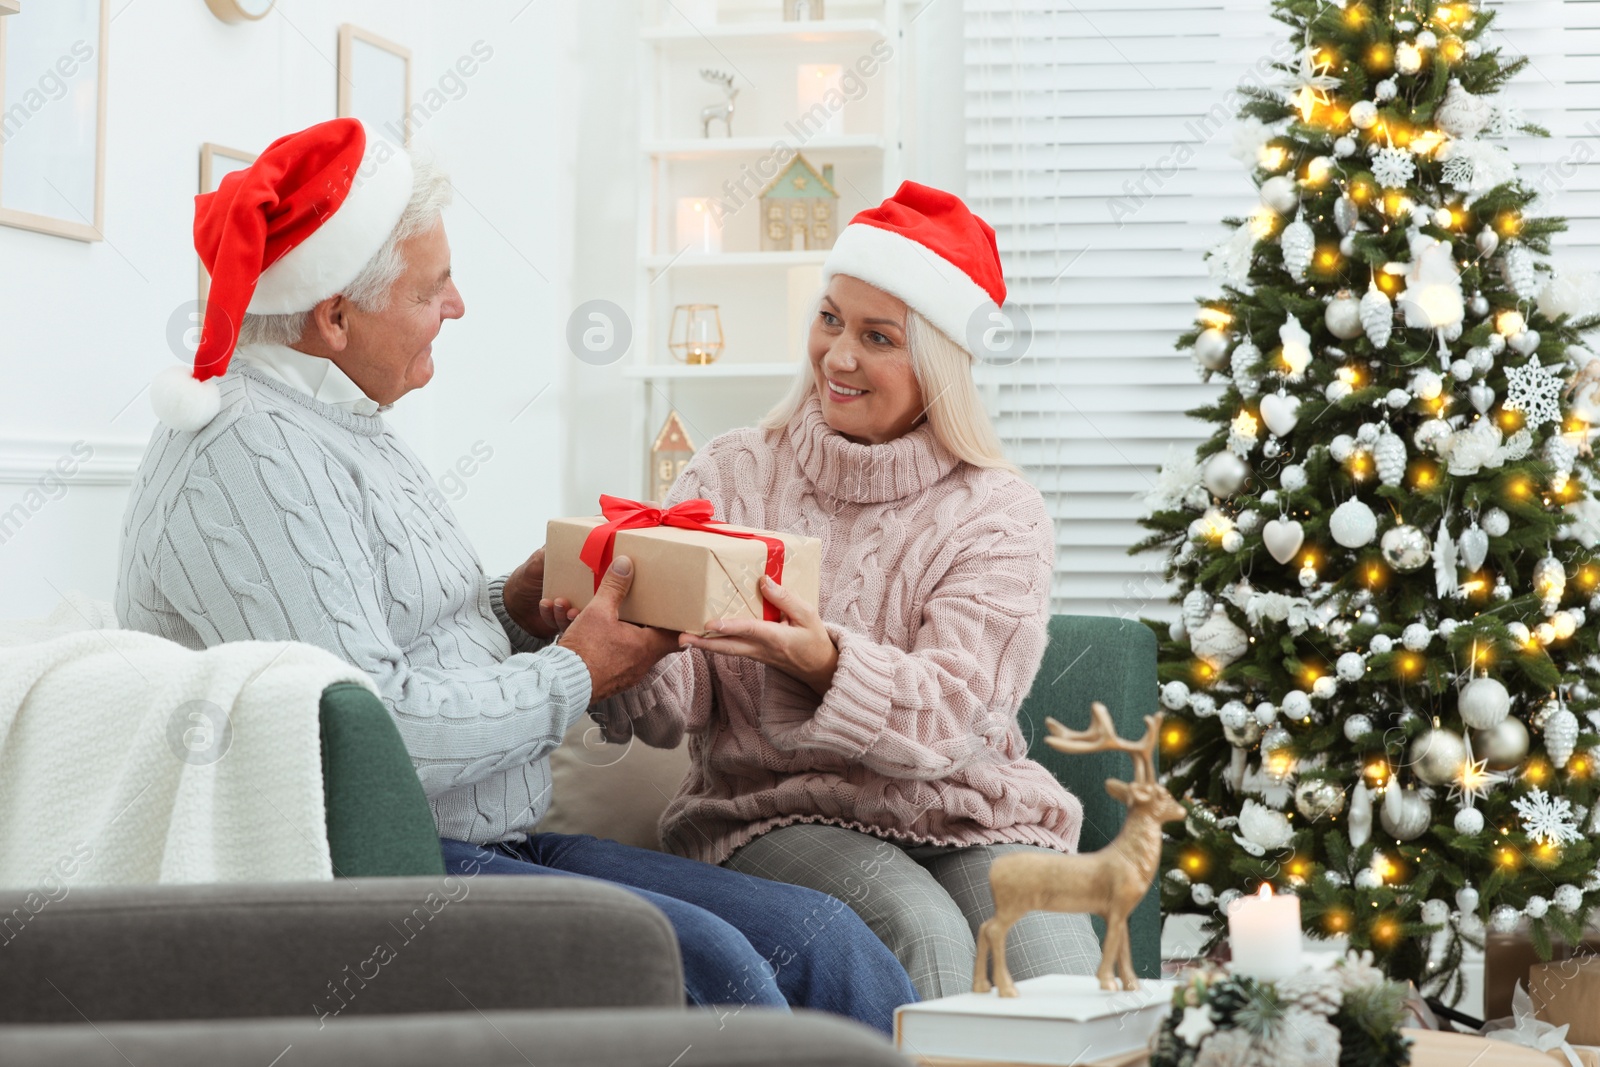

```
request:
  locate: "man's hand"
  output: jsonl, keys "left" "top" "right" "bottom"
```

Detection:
{"left": 501, "top": 547, "right": 558, "bottom": 640}
{"left": 558, "top": 555, "right": 680, "bottom": 702}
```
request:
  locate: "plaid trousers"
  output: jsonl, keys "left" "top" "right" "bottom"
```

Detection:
{"left": 724, "top": 822, "right": 1101, "bottom": 1000}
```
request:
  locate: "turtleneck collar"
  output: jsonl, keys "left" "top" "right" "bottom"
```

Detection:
{"left": 234, "top": 342, "right": 380, "bottom": 416}
{"left": 787, "top": 394, "right": 960, "bottom": 504}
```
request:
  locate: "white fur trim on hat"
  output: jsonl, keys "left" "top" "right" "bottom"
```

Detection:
{"left": 151, "top": 364, "right": 223, "bottom": 432}
{"left": 247, "top": 139, "right": 415, "bottom": 315}
{"left": 821, "top": 223, "right": 996, "bottom": 353}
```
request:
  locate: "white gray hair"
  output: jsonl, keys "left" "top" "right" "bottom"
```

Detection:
{"left": 236, "top": 150, "right": 452, "bottom": 347}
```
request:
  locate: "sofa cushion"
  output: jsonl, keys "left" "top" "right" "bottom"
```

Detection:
{"left": 541, "top": 716, "right": 689, "bottom": 850}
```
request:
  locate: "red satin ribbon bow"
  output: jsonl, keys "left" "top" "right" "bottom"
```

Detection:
{"left": 577, "top": 495, "right": 786, "bottom": 623}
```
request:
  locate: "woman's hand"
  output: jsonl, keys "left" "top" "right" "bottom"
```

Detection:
{"left": 680, "top": 576, "right": 838, "bottom": 696}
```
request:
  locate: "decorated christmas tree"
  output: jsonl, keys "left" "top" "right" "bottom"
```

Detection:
{"left": 1136, "top": 0, "right": 1600, "bottom": 998}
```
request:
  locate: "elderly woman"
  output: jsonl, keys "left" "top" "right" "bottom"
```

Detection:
{"left": 572, "top": 183, "right": 1097, "bottom": 999}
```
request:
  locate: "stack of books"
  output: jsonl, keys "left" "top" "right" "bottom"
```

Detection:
{"left": 894, "top": 975, "right": 1177, "bottom": 1066}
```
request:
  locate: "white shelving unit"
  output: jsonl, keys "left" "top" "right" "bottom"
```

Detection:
{"left": 628, "top": 0, "right": 904, "bottom": 494}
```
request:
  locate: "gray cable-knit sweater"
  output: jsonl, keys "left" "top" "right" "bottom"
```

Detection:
{"left": 115, "top": 365, "right": 593, "bottom": 844}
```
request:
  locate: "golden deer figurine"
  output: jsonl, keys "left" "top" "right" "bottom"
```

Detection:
{"left": 974, "top": 702, "right": 1185, "bottom": 996}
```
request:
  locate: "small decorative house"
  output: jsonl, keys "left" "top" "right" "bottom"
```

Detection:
{"left": 650, "top": 411, "right": 696, "bottom": 503}
{"left": 758, "top": 154, "right": 838, "bottom": 252}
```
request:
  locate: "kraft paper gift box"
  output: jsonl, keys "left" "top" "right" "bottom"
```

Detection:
{"left": 544, "top": 500, "right": 821, "bottom": 636}
{"left": 1529, "top": 955, "right": 1600, "bottom": 1050}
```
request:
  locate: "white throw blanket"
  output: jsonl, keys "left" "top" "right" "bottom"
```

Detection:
{"left": 0, "top": 593, "right": 378, "bottom": 887}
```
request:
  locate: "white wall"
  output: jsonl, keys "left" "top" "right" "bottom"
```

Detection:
{"left": 0, "top": 0, "right": 577, "bottom": 618}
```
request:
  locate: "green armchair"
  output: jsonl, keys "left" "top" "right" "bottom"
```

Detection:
{"left": 1017, "top": 614, "right": 1163, "bottom": 979}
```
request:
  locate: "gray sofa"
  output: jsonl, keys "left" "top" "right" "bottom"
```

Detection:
{"left": 0, "top": 877, "right": 906, "bottom": 1067}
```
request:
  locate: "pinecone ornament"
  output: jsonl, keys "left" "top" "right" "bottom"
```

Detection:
{"left": 1232, "top": 339, "right": 1261, "bottom": 397}
{"left": 1545, "top": 433, "right": 1578, "bottom": 475}
{"left": 1281, "top": 212, "right": 1315, "bottom": 283}
{"left": 1546, "top": 706, "right": 1579, "bottom": 769}
{"left": 1502, "top": 243, "right": 1538, "bottom": 300}
{"left": 1374, "top": 430, "right": 1407, "bottom": 487}
{"left": 1361, "top": 279, "right": 1393, "bottom": 349}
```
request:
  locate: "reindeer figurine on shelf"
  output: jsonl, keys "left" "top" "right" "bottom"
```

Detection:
{"left": 974, "top": 702, "right": 1185, "bottom": 997}
{"left": 699, "top": 69, "right": 738, "bottom": 138}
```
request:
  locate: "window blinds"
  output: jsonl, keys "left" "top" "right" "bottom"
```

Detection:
{"left": 963, "top": 0, "right": 1600, "bottom": 619}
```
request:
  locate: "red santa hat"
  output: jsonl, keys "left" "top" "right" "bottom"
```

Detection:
{"left": 820, "top": 181, "right": 1006, "bottom": 354}
{"left": 152, "top": 118, "right": 414, "bottom": 431}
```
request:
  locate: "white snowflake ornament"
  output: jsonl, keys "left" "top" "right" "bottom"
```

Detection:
{"left": 1503, "top": 359, "right": 1565, "bottom": 430}
{"left": 1372, "top": 146, "right": 1416, "bottom": 189}
{"left": 1512, "top": 787, "right": 1583, "bottom": 847}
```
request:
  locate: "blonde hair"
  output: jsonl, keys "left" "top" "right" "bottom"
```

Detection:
{"left": 760, "top": 292, "right": 1019, "bottom": 473}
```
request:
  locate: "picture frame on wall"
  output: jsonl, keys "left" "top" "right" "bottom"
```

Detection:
{"left": 336, "top": 24, "right": 411, "bottom": 149}
{"left": 197, "top": 142, "right": 257, "bottom": 307}
{"left": 0, "top": 0, "right": 109, "bottom": 241}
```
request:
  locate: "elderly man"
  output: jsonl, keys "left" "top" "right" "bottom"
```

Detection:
{"left": 116, "top": 119, "right": 914, "bottom": 1031}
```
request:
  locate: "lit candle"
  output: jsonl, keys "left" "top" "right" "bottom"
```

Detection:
{"left": 796, "top": 64, "right": 845, "bottom": 136}
{"left": 1227, "top": 884, "right": 1302, "bottom": 980}
{"left": 674, "top": 197, "right": 721, "bottom": 255}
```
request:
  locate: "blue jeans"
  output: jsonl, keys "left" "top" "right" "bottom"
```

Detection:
{"left": 439, "top": 833, "right": 916, "bottom": 1034}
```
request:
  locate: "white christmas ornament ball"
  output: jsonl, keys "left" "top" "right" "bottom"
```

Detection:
{"left": 1202, "top": 451, "right": 1248, "bottom": 496}
{"left": 1329, "top": 499, "right": 1379, "bottom": 548}
{"left": 1396, "top": 41, "right": 1423, "bottom": 75}
{"left": 1260, "top": 175, "right": 1300, "bottom": 214}
{"left": 1433, "top": 207, "right": 1454, "bottom": 229}
{"left": 1236, "top": 510, "right": 1262, "bottom": 533}
{"left": 1354, "top": 868, "right": 1383, "bottom": 890}
{"left": 1336, "top": 651, "right": 1366, "bottom": 682}
{"left": 1254, "top": 702, "right": 1278, "bottom": 726}
{"left": 1459, "top": 676, "right": 1512, "bottom": 729}
{"left": 1454, "top": 807, "right": 1485, "bottom": 835}
{"left": 1525, "top": 895, "right": 1550, "bottom": 919}
{"left": 1375, "top": 78, "right": 1399, "bottom": 102}
{"left": 1344, "top": 713, "right": 1373, "bottom": 740}
{"left": 1330, "top": 435, "right": 1356, "bottom": 462}
{"left": 1411, "top": 369, "right": 1444, "bottom": 400}
{"left": 1555, "top": 884, "right": 1585, "bottom": 913}
{"left": 1334, "top": 135, "right": 1357, "bottom": 158}
{"left": 1312, "top": 676, "right": 1337, "bottom": 699}
{"left": 1194, "top": 328, "right": 1231, "bottom": 370}
{"left": 1554, "top": 611, "right": 1578, "bottom": 640}
{"left": 1169, "top": 619, "right": 1186, "bottom": 641}
{"left": 1438, "top": 619, "right": 1460, "bottom": 639}
{"left": 1280, "top": 464, "right": 1308, "bottom": 492}
{"left": 1160, "top": 680, "right": 1191, "bottom": 710}
{"left": 1282, "top": 689, "right": 1312, "bottom": 720}
{"left": 1260, "top": 489, "right": 1279, "bottom": 507}
{"left": 1490, "top": 905, "right": 1521, "bottom": 934}
{"left": 1325, "top": 380, "right": 1353, "bottom": 403}
{"left": 1220, "top": 701, "right": 1251, "bottom": 730}
{"left": 1401, "top": 623, "right": 1432, "bottom": 651}
{"left": 1350, "top": 100, "right": 1379, "bottom": 129}
{"left": 1370, "top": 634, "right": 1394, "bottom": 655}
{"left": 1221, "top": 530, "right": 1245, "bottom": 553}
{"left": 1325, "top": 291, "right": 1365, "bottom": 340}
{"left": 1482, "top": 508, "right": 1511, "bottom": 537}
{"left": 1217, "top": 889, "right": 1242, "bottom": 912}
{"left": 1505, "top": 622, "right": 1530, "bottom": 645}
{"left": 1451, "top": 358, "right": 1473, "bottom": 381}
{"left": 1386, "top": 388, "right": 1412, "bottom": 409}
{"left": 1188, "top": 693, "right": 1216, "bottom": 719}
{"left": 1421, "top": 898, "right": 1450, "bottom": 925}
{"left": 1457, "top": 885, "right": 1480, "bottom": 913}
{"left": 1191, "top": 883, "right": 1216, "bottom": 906}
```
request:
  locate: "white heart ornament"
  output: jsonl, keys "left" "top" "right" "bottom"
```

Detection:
{"left": 1263, "top": 518, "right": 1305, "bottom": 565}
{"left": 1259, "top": 393, "right": 1301, "bottom": 436}
{"left": 1470, "top": 383, "right": 1495, "bottom": 413}
{"left": 1510, "top": 329, "right": 1541, "bottom": 356}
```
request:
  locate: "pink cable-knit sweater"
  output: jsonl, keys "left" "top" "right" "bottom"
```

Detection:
{"left": 594, "top": 396, "right": 1083, "bottom": 866}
